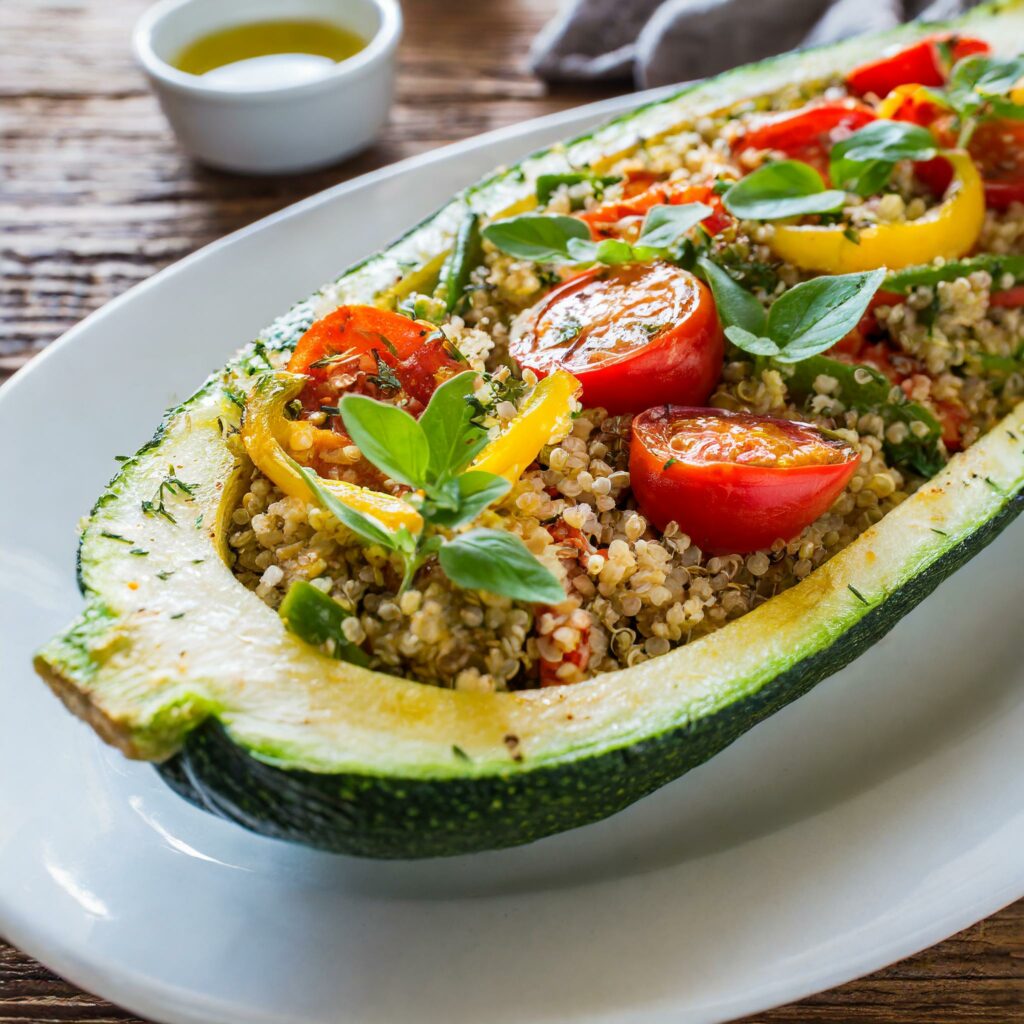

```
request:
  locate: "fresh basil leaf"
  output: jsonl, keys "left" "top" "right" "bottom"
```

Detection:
{"left": 482, "top": 214, "right": 591, "bottom": 263}
{"left": 429, "top": 471, "right": 511, "bottom": 529}
{"left": 439, "top": 528, "right": 565, "bottom": 604}
{"left": 766, "top": 268, "right": 886, "bottom": 363}
{"left": 696, "top": 256, "right": 767, "bottom": 335}
{"left": 636, "top": 202, "right": 713, "bottom": 248}
{"left": 279, "top": 580, "right": 369, "bottom": 666}
{"left": 829, "top": 121, "right": 937, "bottom": 196}
{"left": 418, "top": 370, "right": 486, "bottom": 482}
{"left": 292, "top": 461, "right": 398, "bottom": 550}
{"left": 592, "top": 238, "right": 636, "bottom": 264}
{"left": 565, "top": 236, "right": 601, "bottom": 263}
{"left": 535, "top": 172, "right": 622, "bottom": 205}
{"left": 722, "top": 161, "right": 845, "bottom": 221}
{"left": 339, "top": 393, "right": 429, "bottom": 489}
{"left": 724, "top": 326, "right": 781, "bottom": 356}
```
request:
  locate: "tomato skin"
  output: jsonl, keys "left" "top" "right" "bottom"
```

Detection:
{"left": 287, "top": 305, "right": 461, "bottom": 405}
{"left": 846, "top": 33, "right": 991, "bottom": 96}
{"left": 511, "top": 263, "right": 724, "bottom": 415}
{"left": 735, "top": 100, "right": 876, "bottom": 180}
{"left": 288, "top": 305, "right": 428, "bottom": 375}
{"left": 630, "top": 407, "right": 860, "bottom": 554}
{"left": 579, "top": 181, "right": 731, "bottom": 239}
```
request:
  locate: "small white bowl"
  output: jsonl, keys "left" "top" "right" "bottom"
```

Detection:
{"left": 133, "top": 0, "right": 401, "bottom": 175}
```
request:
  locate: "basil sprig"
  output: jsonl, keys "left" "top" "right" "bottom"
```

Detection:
{"left": 723, "top": 268, "right": 886, "bottom": 363}
{"left": 928, "top": 53, "right": 1024, "bottom": 145}
{"left": 720, "top": 160, "right": 845, "bottom": 221}
{"left": 293, "top": 370, "right": 564, "bottom": 604}
{"left": 482, "top": 202, "right": 713, "bottom": 266}
{"left": 829, "top": 120, "right": 938, "bottom": 196}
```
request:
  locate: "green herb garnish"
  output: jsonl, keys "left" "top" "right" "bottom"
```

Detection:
{"left": 720, "top": 160, "right": 845, "bottom": 221}
{"left": 481, "top": 202, "right": 712, "bottom": 267}
{"left": 829, "top": 120, "right": 937, "bottom": 196}
{"left": 724, "top": 268, "right": 886, "bottom": 363}
{"left": 294, "top": 371, "right": 563, "bottom": 604}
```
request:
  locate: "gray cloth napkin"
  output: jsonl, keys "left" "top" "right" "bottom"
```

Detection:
{"left": 530, "top": 0, "right": 982, "bottom": 88}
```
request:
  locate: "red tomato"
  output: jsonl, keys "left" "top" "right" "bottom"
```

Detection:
{"left": 287, "top": 305, "right": 461, "bottom": 405}
{"left": 735, "top": 100, "right": 876, "bottom": 180}
{"left": 910, "top": 117, "right": 1024, "bottom": 208}
{"left": 989, "top": 284, "right": 1024, "bottom": 307}
{"left": 510, "top": 262, "right": 724, "bottom": 415}
{"left": 630, "top": 407, "right": 860, "bottom": 553}
{"left": 964, "top": 120, "right": 1024, "bottom": 208}
{"left": 579, "top": 180, "right": 731, "bottom": 239}
{"left": 846, "top": 33, "right": 991, "bottom": 96}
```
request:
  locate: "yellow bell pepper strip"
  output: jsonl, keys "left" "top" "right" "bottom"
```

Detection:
{"left": 241, "top": 372, "right": 423, "bottom": 535}
{"left": 470, "top": 369, "right": 581, "bottom": 483}
{"left": 768, "top": 151, "right": 984, "bottom": 274}
{"left": 875, "top": 83, "right": 942, "bottom": 122}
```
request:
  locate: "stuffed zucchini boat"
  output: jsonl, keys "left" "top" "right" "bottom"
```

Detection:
{"left": 37, "top": 0, "right": 1024, "bottom": 858}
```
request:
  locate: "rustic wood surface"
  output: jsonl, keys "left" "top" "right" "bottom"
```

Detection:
{"left": 1, "top": 0, "right": 1022, "bottom": 1020}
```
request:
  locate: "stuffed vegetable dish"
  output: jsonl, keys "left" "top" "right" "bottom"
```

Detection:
{"left": 36, "top": 0, "right": 1024, "bottom": 858}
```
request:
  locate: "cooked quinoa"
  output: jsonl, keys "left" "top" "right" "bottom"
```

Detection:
{"left": 228, "top": 84, "right": 1024, "bottom": 693}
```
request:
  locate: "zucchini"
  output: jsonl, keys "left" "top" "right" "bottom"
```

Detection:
{"left": 35, "top": 0, "right": 1024, "bottom": 858}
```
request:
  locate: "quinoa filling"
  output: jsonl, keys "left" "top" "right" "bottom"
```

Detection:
{"left": 228, "top": 63, "right": 1024, "bottom": 692}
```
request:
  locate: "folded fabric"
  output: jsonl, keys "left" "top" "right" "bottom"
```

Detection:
{"left": 530, "top": 0, "right": 982, "bottom": 88}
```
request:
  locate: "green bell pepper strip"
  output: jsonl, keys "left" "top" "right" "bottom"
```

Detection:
{"left": 278, "top": 580, "right": 370, "bottom": 667}
{"left": 781, "top": 354, "right": 946, "bottom": 477}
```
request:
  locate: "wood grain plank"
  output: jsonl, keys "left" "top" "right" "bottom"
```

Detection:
{"left": 2, "top": 0, "right": 1022, "bottom": 1020}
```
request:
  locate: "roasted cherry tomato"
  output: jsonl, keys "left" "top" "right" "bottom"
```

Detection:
{"left": 510, "top": 262, "right": 724, "bottom": 415}
{"left": 908, "top": 116, "right": 1024, "bottom": 209}
{"left": 846, "top": 33, "right": 991, "bottom": 97}
{"left": 630, "top": 407, "right": 860, "bottom": 553}
{"left": 734, "top": 100, "right": 876, "bottom": 180}
{"left": 287, "top": 305, "right": 461, "bottom": 405}
{"left": 579, "top": 180, "right": 731, "bottom": 239}
{"left": 963, "top": 119, "right": 1024, "bottom": 208}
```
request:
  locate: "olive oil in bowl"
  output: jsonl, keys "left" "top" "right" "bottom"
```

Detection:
{"left": 173, "top": 20, "right": 367, "bottom": 88}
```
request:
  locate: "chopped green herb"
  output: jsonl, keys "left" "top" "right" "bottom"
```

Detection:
{"left": 170, "top": 612, "right": 186, "bottom": 620}
{"left": 451, "top": 745, "right": 471, "bottom": 762}
{"left": 100, "top": 531, "right": 133, "bottom": 544}
{"left": 662, "top": 457, "right": 678, "bottom": 470}
{"left": 156, "top": 570, "right": 175, "bottom": 580}
{"left": 367, "top": 349, "right": 402, "bottom": 392}
{"left": 129, "top": 548, "right": 149, "bottom": 557}
{"left": 847, "top": 584, "right": 869, "bottom": 605}
{"left": 141, "top": 469, "right": 196, "bottom": 525}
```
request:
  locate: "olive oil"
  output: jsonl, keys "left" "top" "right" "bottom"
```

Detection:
{"left": 173, "top": 20, "right": 366, "bottom": 88}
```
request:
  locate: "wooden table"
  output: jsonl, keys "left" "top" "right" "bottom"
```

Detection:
{"left": 2, "top": 0, "right": 1022, "bottom": 1020}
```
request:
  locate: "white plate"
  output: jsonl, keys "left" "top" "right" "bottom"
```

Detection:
{"left": 1, "top": 90, "right": 1023, "bottom": 1024}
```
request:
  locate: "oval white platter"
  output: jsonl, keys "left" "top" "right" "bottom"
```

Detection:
{"left": 1, "top": 91, "right": 1022, "bottom": 1024}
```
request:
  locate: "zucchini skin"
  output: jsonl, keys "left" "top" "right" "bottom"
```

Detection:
{"left": 159, "top": 488, "right": 1023, "bottom": 859}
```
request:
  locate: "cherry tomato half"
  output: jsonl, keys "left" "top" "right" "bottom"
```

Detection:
{"left": 964, "top": 119, "right": 1024, "bottom": 209}
{"left": 579, "top": 180, "right": 732, "bottom": 239}
{"left": 510, "top": 262, "right": 724, "bottom": 415}
{"left": 287, "top": 305, "right": 462, "bottom": 405}
{"left": 735, "top": 100, "right": 876, "bottom": 180}
{"left": 630, "top": 407, "right": 860, "bottom": 553}
{"left": 846, "top": 33, "right": 991, "bottom": 97}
